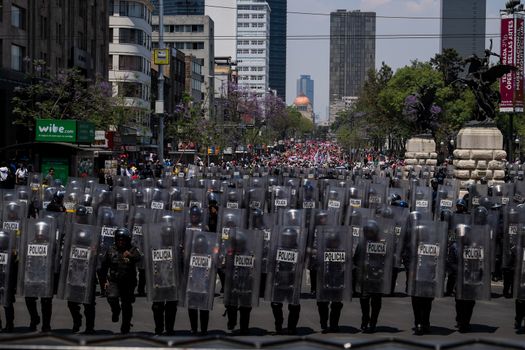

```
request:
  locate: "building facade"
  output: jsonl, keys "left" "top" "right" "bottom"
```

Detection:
{"left": 152, "top": 15, "right": 214, "bottom": 117}
{"left": 297, "top": 75, "right": 314, "bottom": 111}
{"left": 236, "top": 0, "right": 270, "bottom": 97}
{"left": 440, "top": 0, "right": 486, "bottom": 58}
{"left": 0, "top": 0, "right": 109, "bottom": 148}
{"left": 293, "top": 94, "right": 315, "bottom": 124}
{"left": 109, "top": 0, "right": 154, "bottom": 143}
{"left": 329, "top": 9, "right": 375, "bottom": 123}
{"left": 267, "top": 0, "right": 286, "bottom": 101}
{"left": 151, "top": 0, "right": 205, "bottom": 16}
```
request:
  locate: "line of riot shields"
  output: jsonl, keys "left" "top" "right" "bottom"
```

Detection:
{"left": 0, "top": 165, "right": 524, "bottom": 334}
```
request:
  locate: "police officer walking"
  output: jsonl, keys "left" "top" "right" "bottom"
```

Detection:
{"left": 101, "top": 228, "right": 141, "bottom": 334}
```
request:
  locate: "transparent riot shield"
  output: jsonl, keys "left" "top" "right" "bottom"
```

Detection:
{"left": 467, "top": 184, "right": 488, "bottom": 211}
{"left": 184, "top": 206, "right": 210, "bottom": 232}
{"left": 0, "top": 230, "right": 15, "bottom": 306}
{"left": 96, "top": 206, "right": 126, "bottom": 266}
{"left": 58, "top": 224, "right": 99, "bottom": 304}
{"left": 218, "top": 208, "right": 247, "bottom": 263}
{"left": 128, "top": 207, "right": 155, "bottom": 269}
{"left": 113, "top": 187, "right": 132, "bottom": 212}
{"left": 169, "top": 187, "right": 188, "bottom": 212}
{"left": 40, "top": 211, "right": 66, "bottom": 275}
{"left": 249, "top": 210, "right": 275, "bottom": 274}
{"left": 265, "top": 225, "right": 307, "bottom": 305}
{"left": 284, "top": 178, "right": 300, "bottom": 208}
{"left": 355, "top": 218, "right": 394, "bottom": 295}
{"left": 407, "top": 220, "right": 448, "bottom": 298}
{"left": 112, "top": 175, "right": 129, "bottom": 188}
{"left": 182, "top": 230, "right": 219, "bottom": 310}
{"left": 513, "top": 225, "right": 525, "bottom": 300}
{"left": 271, "top": 186, "right": 292, "bottom": 213}
{"left": 388, "top": 206, "right": 410, "bottom": 269}
{"left": 150, "top": 188, "right": 169, "bottom": 211}
{"left": 456, "top": 224, "right": 491, "bottom": 301}
{"left": 503, "top": 206, "right": 521, "bottom": 270}
{"left": 323, "top": 186, "right": 346, "bottom": 224}
{"left": 224, "top": 228, "right": 263, "bottom": 307}
{"left": 187, "top": 188, "right": 206, "bottom": 210}
{"left": 144, "top": 222, "right": 181, "bottom": 302}
{"left": 434, "top": 185, "right": 457, "bottom": 221}
{"left": 492, "top": 183, "right": 513, "bottom": 207}
{"left": 347, "top": 185, "right": 365, "bottom": 210}
{"left": 410, "top": 186, "right": 433, "bottom": 216}
{"left": 307, "top": 210, "right": 338, "bottom": 270}
{"left": 18, "top": 218, "right": 57, "bottom": 298}
{"left": 223, "top": 188, "right": 245, "bottom": 209}
{"left": 248, "top": 188, "right": 266, "bottom": 211}
{"left": 366, "top": 183, "right": 387, "bottom": 209}
{"left": 316, "top": 226, "right": 352, "bottom": 302}
{"left": 346, "top": 207, "right": 374, "bottom": 255}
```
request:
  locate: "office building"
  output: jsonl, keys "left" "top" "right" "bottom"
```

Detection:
{"left": 297, "top": 75, "right": 314, "bottom": 111}
{"left": 151, "top": 0, "right": 205, "bottom": 16}
{"left": 440, "top": 0, "right": 486, "bottom": 58}
{"left": 267, "top": 0, "right": 287, "bottom": 100}
{"left": 152, "top": 15, "right": 215, "bottom": 118}
{"left": 236, "top": 0, "right": 270, "bottom": 97}
{"left": 0, "top": 0, "right": 110, "bottom": 148}
{"left": 109, "top": 0, "right": 154, "bottom": 144}
{"left": 329, "top": 9, "right": 375, "bottom": 122}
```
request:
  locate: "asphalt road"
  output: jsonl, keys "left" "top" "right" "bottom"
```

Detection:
{"left": 0, "top": 272, "right": 522, "bottom": 347}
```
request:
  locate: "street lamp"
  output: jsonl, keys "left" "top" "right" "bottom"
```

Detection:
{"left": 515, "top": 136, "right": 521, "bottom": 161}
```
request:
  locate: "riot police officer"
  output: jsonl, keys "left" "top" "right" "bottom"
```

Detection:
{"left": 0, "top": 230, "right": 16, "bottom": 332}
{"left": 101, "top": 228, "right": 141, "bottom": 334}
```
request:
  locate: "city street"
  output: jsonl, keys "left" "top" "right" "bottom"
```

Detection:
{"left": 0, "top": 274, "right": 522, "bottom": 348}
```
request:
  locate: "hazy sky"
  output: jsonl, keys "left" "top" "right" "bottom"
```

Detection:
{"left": 285, "top": 0, "right": 504, "bottom": 121}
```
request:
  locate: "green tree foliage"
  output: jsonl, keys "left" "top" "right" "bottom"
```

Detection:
{"left": 12, "top": 63, "right": 123, "bottom": 129}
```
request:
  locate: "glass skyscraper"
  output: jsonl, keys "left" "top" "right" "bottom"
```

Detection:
{"left": 267, "top": 0, "right": 287, "bottom": 100}
{"left": 297, "top": 75, "right": 314, "bottom": 110}
{"left": 151, "top": 0, "right": 205, "bottom": 16}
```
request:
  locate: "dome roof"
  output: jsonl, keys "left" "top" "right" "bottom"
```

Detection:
{"left": 293, "top": 94, "right": 311, "bottom": 106}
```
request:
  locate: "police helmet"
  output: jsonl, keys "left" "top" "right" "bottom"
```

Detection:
{"left": 114, "top": 227, "right": 132, "bottom": 242}
{"left": 363, "top": 220, "right": 380, "bottom": 241}
{"left": 280, "top": 228, "right": 298, "bottom": 249}
{"left": 473, "top": 206, "right": 488, "bottom": 225}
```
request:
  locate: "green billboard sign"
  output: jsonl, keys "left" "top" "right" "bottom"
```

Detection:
{"left": 76, "top": 121, "right": 95, "bottom": 143}
{"left": 35, "top": 119, "right": 77, "bottom": 142}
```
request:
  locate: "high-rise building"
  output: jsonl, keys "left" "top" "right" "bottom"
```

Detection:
{"left": 151, "top": 0, "right": 205, "bottom": 16}
{"left": 236, "top": 0, "right": 270, "bottom": 97}
{"left": 152, "top": 15, "right": 215, "bottom": 118}
{"left": 109, "top": 0, "right": 154, "bottom": 143}
{"left": 329, "top": 10, "right": 375, "bottom": 123}
{"left": 440, "top": 0, "right": 486, "bottom": 58}
{"left": 267, "top": 0, "right": 287, "bottom": 101}
{"left": 297, "top": 75, "right": 314, "bottom": 110}
{"left": 0, "top": 0, "right": 110, "bottom": 148}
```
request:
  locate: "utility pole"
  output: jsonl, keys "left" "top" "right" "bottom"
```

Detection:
{"left": 156, "top": 0, "right": 165, "bottom": 163}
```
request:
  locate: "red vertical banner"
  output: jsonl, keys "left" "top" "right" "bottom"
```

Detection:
{"left": 500, "top": 15, "right": 516, "bottom": 112}
{"left": 515, "top": 15, "right": 524, "bottom": 112}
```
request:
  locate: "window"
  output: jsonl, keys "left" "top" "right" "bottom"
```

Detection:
{"left": 109, "top": 0, "right": 114, "bottom": 15}
{"left": 11, "top": 5, "right": 25, "bottom": 29}
{"left": 119, "top": 55, "right": 143, "bottom": 71}
{"left": 11, "top": 44, "right": 24, "bottom": 71}
{"left": 108, "top": 55, "right": 113, "bottom": 70}
{"left": 119, "top": 28, "right": 149, "bottom": 48}
{"left": 40, "top": 16, "right": 48, "bottom": 39}
{"left": 119, "top": 82, "right": 142, "bottom": 98}
{"left": 109, "top": 28, "right": 113, "bottom": 43}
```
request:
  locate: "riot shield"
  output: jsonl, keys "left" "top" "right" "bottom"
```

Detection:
{"left": 169, "top": 187, "right": 188, "bottom": 212}
{"left": 0, "top": 230, "right": 15, "bottom": 306}
{"left": 187, "top": 188, "right": 206, "bottom": 210}
{"left": 223, "top": 188, "right": 245, "bottom": 209}
{"left": 410, "top": 186, "right": 433, "bottom": 216}
{"left": 316, "top": 226, "right": 352, "bottom": 302}
{"left": 265, "top": 224, "right": 307, "bottom": 304}
{"left": 456, "top": 224, "right": 491, "bottom": 301}
{"left": 184, "top": 206, "right": 209, "bottom": 232}
{"left": 113, "top": 187, "right": 132, "bottom": 212}
{"left": 224, "top": 228, "right": 263, "bottom": 307}
{"left": 128, "top": 207, "right": 155, "bottom": 268}
{"left": 366, "top": 183, "right": 387, "bottom": 209}
{"left": 144, "top": 222, "right": 181, "bottom": 302}
{"left": 182, "top": 230, "right": 219, "bottom": 310}
{"left": 249, "top": 209, "right": 275, "bottom": 274}
{"left": 307, "top": 210, "right": 338, "bottom": 270}
{"left": 57, "top": 224, "right": 99, "bottom": 304}
{"left": 247, "top": 188, "right": 266, "bottom": 211}
{"left": 355, "top": 218, "right": 394, "bottom": 295}
{"left": 271, "top": 186, "right": 292, "bottom": 213}
{"left": 513, "top": 224, "right": 525, "bottom": 300}
{"left": 467, "top": 184, "right": 488, "bottom": 211}
{"left": 18, "top": 218, "right": 57, "bottom": 298}
{"left": 150, "top": 188, "right": 170, "bottom": 211}
{"left": 407, "top": 220, "right": 448, "bottom": 298}
{"left": 434, "top": 185, "right": 457, "bottom": 221}
{"left": 503, "top": 206, "right": 521, "bottom": 270}
{"left": 387, "top": 206, "right": 410, "bottom": 268}
{"left": 492, "top": 183, "right": 513, "bottom": 207}
{"left": 218, "top": 208, "right": 247, "bottom": 263}
{"left": 284, "top": 178, "right": 300, "bottom": 209}
{"left": 323, "top": 186, "right": 346, "bottom": 224}
{"left": 347, "top": 185, "right": 365, "bottom": 210}
{"left": 96, "top": 206, "right": 127, "bottom": 266}
{"left": 2, "top": 201, "right": 27, "bottom": 249}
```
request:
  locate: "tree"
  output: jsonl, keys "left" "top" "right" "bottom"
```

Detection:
{"left": 12, "top": 62, "right": 122, "bottom": 129}
{"left": 430, "top": 48, "right": 464, "bottom": 86}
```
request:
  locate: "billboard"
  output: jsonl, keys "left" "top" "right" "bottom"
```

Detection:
{"left": 35, "top": 119, "right": 77, "bottom": 142}
{"left": 153, "top": 48, "right": 170, "bottom": 65}
{"left": 500, "top": 13, "right": 525, "bottom": 113}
